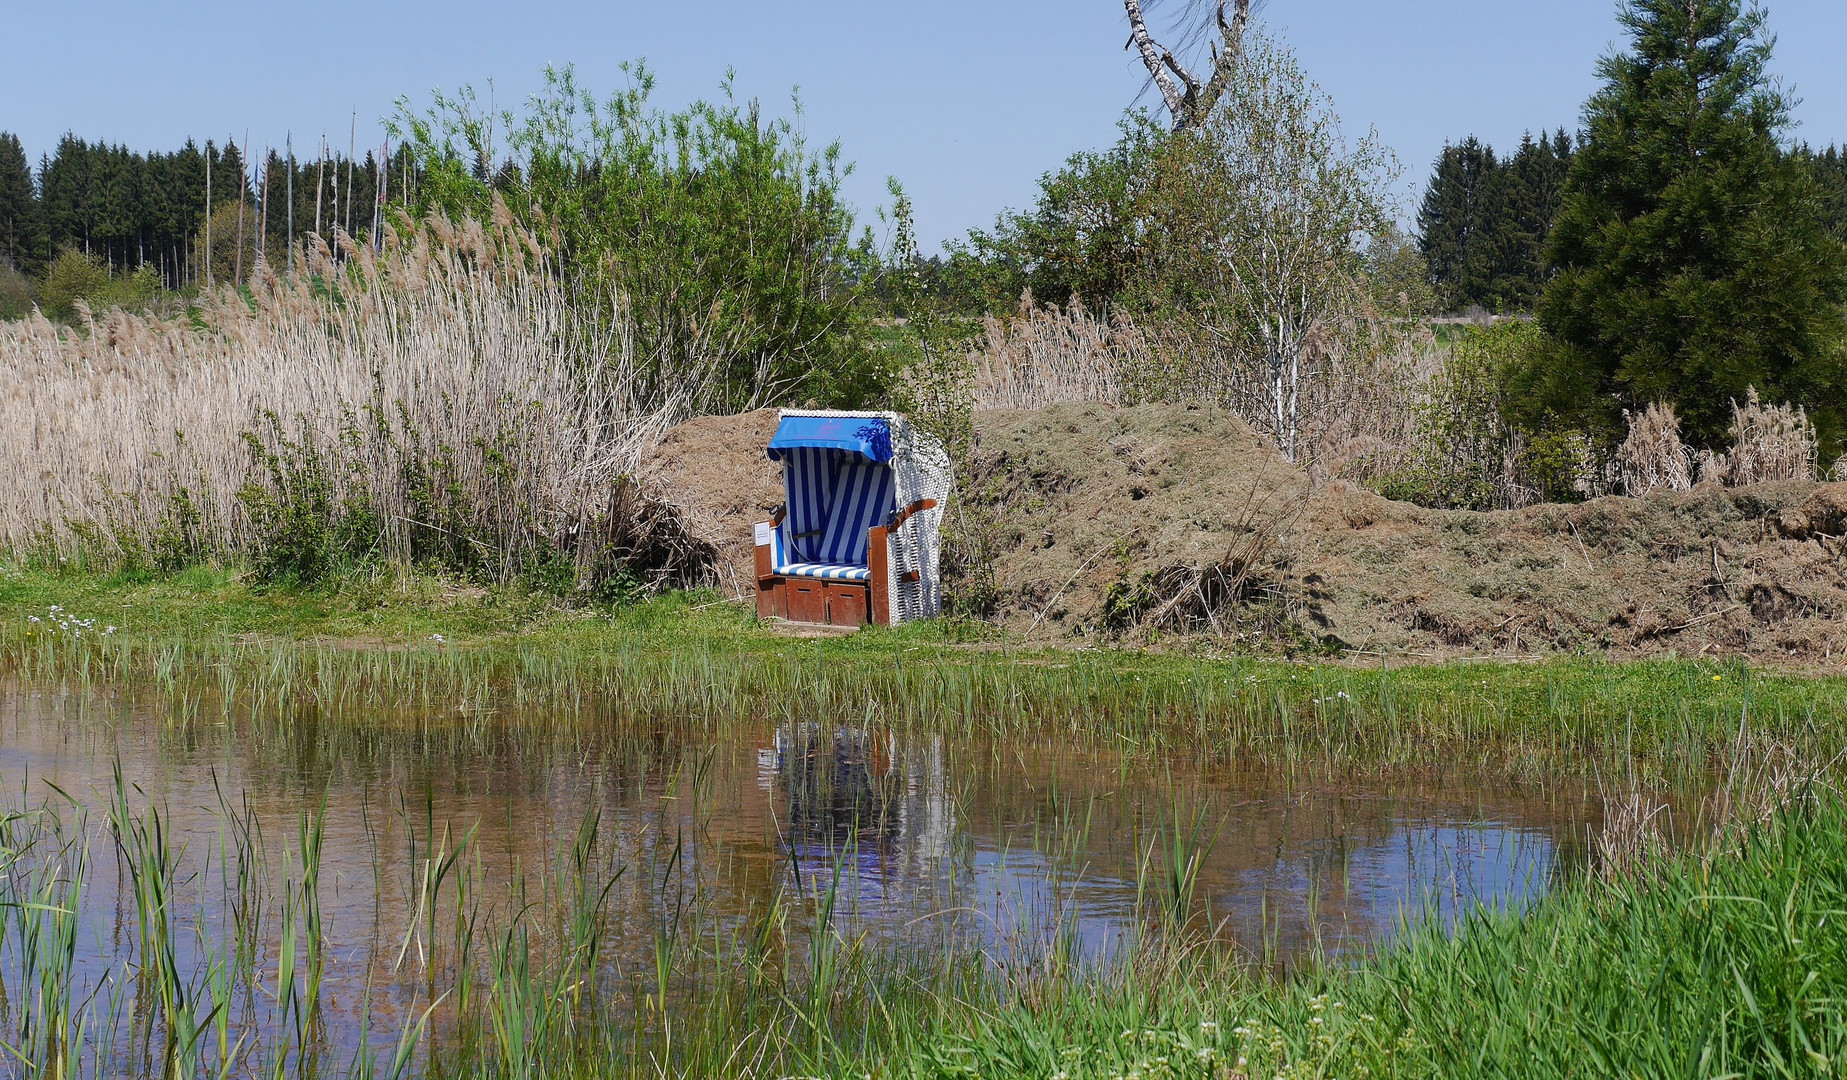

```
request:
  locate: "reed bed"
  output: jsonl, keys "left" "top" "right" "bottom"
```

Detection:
{"left": 0, "top": 215, "right": 703, "bottom": 588}
{"left": 1617, "top": 401, "right": 1693, "bottom": 495}
{"left": 970, "top": 293, "right": 1143, "bottom": 411}
{"left": 1, "top": 593, "right": 1841, "bottom": 786}
{"left": 1698, "top": 387, "right": 1821, "bottom": 486}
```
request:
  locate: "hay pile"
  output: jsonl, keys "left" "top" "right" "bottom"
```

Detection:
{"left": 649, "top": 403, "right": 1847, "bottom": 666}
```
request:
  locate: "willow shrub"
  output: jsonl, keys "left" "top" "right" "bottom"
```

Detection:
{"left": 394, "top": 63, "right": 894, "bottom": 416}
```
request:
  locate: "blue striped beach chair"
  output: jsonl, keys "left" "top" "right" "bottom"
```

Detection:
{"left": 754, "top": 411, "right": 951, "bottom": 627}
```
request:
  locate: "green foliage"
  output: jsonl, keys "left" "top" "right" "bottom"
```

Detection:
{"left": 0, "top": 132, "right": 42, "bottom": 277}
{"left": 946, "top": 114, "right": 1168, "bottom": 312}
{"left": 1806, "top": 143, "right": 1847, "bottom": 241}
{"left": 0, "top": 257, "right": 34, "bottom": 320}
{"left": 1534, "top": 0, "right": 1847, "bottom": 452}
{"left": 37, "top": 250, "right": 110, "bottom": 321}
{"left": 394, "top": 64, "right": 886, "bottom": 413}
{"left": 1143, "top": 34, "right": 1398, "bottom": 461}
{"left": 37, "top": 250, "right": 164, "bottom": 323}
{"left": 150, "top": 487, "right": 208, "bottom": 573}
{"left": 1370, "top": 324, "right": 1529, "bottom": 510}
{"left": 1518, "top": 429, "right": 1605, "bottom": 504}
{"left": 882, "top": 184, "right": 978, "bottom": 458}
{"left": 1417, "top": 130, "right": 1574, "bottom": 314}
{"left": 235, "top": 413, "right": 381, "bottom": 586}
{"left": 1363, "top": 223, "right": 1437, "bottom": 319}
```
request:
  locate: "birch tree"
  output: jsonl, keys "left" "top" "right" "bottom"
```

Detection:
{"left": 1149, "top": 33, "right": 1396, "bottom": 461}
{"left": 1122, "top": 0, "right": 1251, "bottom": 131}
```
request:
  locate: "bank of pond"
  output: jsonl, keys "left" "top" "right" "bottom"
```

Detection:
{"left": 0, "top": 595, "right": 1841, "bottom": 1076}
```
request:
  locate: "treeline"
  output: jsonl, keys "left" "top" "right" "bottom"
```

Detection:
{"left": 1417, "top": 130, "right": 1847, "bottom": 316}
{"left": 1417, "top": 131, "right": 1574, "bottom": 314}
{"left": 0, "top": 131, "right": 417, "bottom": 288}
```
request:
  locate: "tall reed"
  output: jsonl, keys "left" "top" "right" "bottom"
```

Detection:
{"left": 0, "top": 215, "right": 705, "bottom": 589}
{"left": 969, "top": 292, "right": 1142, "bottom": 411}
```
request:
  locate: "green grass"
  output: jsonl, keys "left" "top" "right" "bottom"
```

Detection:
{"left": 2, "top": 563, "right": 1845, "bottom": 1077}
{"left": 2, "top": 562, "right": 1845, "bottom": 783}
{"left": 904, "top": 792, "right": 1847, "bottom": 1079}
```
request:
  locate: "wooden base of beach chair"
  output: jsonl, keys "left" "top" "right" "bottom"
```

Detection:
{"left": 753, "top": 574, "right": 874, "bottom": 628}
{"left": 752, "top": 497, "right": 934, "bottom": 629}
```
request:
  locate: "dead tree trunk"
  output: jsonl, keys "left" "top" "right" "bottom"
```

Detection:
{"left": 1122, "top": 0, "right": 1251, "bottom": 130}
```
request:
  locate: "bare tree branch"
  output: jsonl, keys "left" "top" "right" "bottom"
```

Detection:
{"left": 1124, "top": 0, "right": 1192, "bottom": 121}
{"left": 1123, "top": 0, "right": 1254, "bottom": 131}
{"left": 1196, "top": 0, "right": 1252, "bottom": 118}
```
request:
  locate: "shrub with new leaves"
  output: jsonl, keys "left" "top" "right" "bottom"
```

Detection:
{"left": 395, "top": 64, "right": 889, "bottom": 414}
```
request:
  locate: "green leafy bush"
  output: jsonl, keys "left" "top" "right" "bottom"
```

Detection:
{"left": 37, "top": 250, "right": 110, "bottom": 322}
{"left": 0, "top": 259, "right": 33, "bottom": 319}
{"left": 395, "top": 63, "right": 889, "bottom": 414}
{"left": 1368, "top": 323, "right": 1532, "bottom": 509}
{"left": 236, "top": 413, "right": 382, "bottom": 586}
{"left": 37, "top": 250, "right": 165, "bottom": 323}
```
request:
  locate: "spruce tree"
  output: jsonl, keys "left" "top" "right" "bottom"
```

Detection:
{"left": 1803, "top": 144, "right": 1847, "bottom": 239}
{"left": 1501, "top": 130, "right": 1574, "bottom": 309}
{"left": 1533, "top": 0, "right": 1847, "bottom": 451}
{"left": 1418, "top": 137, "right": 1506, "bottom": 312}
{"left": 0, "top": 133, "right": 41, "bottom": 274}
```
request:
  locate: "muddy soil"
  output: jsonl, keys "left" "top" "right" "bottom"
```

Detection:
{"left": 647, "top": 404, "right": 1847, "bottom": 667}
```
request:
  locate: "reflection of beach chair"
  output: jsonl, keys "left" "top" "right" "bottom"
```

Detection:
{"left": 754, "top": 411, "right": 951, "bottom": 627}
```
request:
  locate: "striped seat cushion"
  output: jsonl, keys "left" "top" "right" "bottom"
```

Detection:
{"left": 776, "top": 562, "right": 873, "bottom": 582}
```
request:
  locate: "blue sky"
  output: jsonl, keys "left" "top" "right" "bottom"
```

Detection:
{"left": 6, "top": 2, "right": 1846, "bottom": 249}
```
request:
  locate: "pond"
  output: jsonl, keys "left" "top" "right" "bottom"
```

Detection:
{"left": 0, "top": 672, "right": 1622, "bottom": 1074}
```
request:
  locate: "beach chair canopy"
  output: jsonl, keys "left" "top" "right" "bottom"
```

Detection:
{"left": 766, "top": 415, "right": 894, "bottom": 463}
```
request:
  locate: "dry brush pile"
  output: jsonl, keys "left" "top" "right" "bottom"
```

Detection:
{"left": 0, "top": 215, "right": 715, "bottom": 591}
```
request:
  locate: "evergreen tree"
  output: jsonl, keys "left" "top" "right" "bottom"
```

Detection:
{"left": 1419, "top": 131, "right": 1576, "bottom": 313}
{"left": 0, "top": 133, "right": 42, "bottom": 274}
{"left": 1501, "top": 129, "right": 1575, "bottom": 309}
{"left": 1417, "top": 137, "right": 1503, "bottom": 311}
{"left": 1802, "top": 144, "right": 1847, "bottom": 239}
{"left": 1532, "top": 0, "right": 1847, "bottom": 451}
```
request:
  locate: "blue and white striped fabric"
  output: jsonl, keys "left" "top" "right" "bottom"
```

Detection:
{"left": 769, "top": 520, "right": 789, "bottom": 570}
{"left": 816, "top": 458, "right": 894, "bottom": 566}
{"left": 774, "top": 562, "right": 872, "bottom": 582}
{"left": 772, "top": 448, "right": 894, "bottom": 581}
{"left": 777, "top": 447, "right": 839, "bottom": 565}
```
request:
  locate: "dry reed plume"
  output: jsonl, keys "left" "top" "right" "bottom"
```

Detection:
{"left": 1617, "top": 402, "right": 1693, "bottom": 496}
{"left": 970, "top": 293, "right": 1142, "bottom": 411}
{"left": 1697, "top": 388, "right": 1818, "bottom": 487}
{"left": 0, "top": 212, "right": 709, "bottom": 586}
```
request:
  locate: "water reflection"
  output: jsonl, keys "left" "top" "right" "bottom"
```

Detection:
{"left": 0, "top": 682, "right": 1602, "bottom": 1069}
